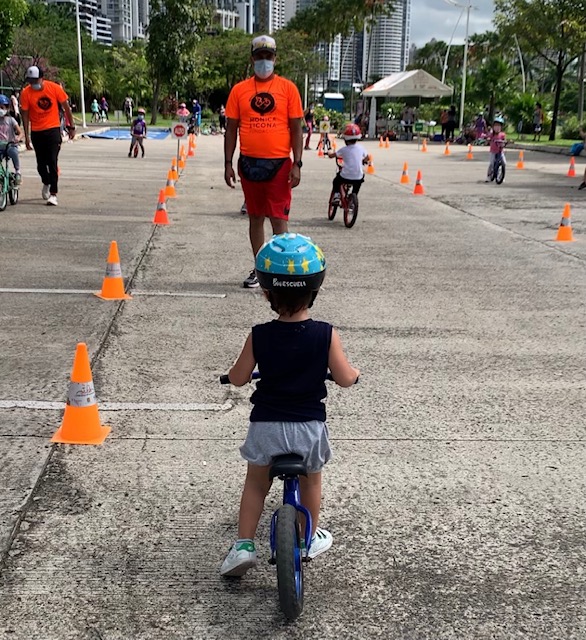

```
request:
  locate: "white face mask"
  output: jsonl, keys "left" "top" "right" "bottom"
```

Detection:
{"left": 31, "top": 83, "right": 42, "bottom": 90}
{"left": 0, "top": 109, "right": 7, "bottom": 117}
{"left": 254, "top": 59, "right": 274, "bottom": 80}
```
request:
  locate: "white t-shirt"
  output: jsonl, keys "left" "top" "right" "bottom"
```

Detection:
{"left": 336, "top": 142, "right": 368, "bottom": 180}
{"left": 0, "top": 116, "right": 18, "bottom": 145}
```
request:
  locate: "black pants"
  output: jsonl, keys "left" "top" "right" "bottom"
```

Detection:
{"left": 31, "top": 127, "right": 62, "bottom": 195}
{"left": 333, "top": 174, "right": 364, "bottom": 195}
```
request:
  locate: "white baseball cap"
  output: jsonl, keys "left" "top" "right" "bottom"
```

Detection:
{"left": 251, "top": 35, "right": 276, "bottom": 54}
{"left": 26, "top": 66, "right": 41, "bottom": 79}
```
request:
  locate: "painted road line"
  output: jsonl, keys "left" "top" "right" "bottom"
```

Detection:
{"left": 0, "top": 401, "right": 232, "bottom": 411}
{"left": 0, "top": 288, "right": 226, "bottom": 298}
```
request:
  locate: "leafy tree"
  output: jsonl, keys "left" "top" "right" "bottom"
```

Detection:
{"left": 146, "top": 0, "right": 213, "bottom": 124}
{"left": 495, "top": 0, "right": 586, "bottom": 139}
{"left": 287, "top": 0, "right": 394, "bottom": 44}
{"left": 0, "top": 0, "right": 28, "bottom": 61}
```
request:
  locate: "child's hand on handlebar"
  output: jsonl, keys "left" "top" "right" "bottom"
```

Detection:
{"left": 327, "top": 150, "right": 336, "bottom": 158}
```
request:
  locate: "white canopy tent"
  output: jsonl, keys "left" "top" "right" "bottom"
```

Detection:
{"left": 362, "top": 70, "right": 453, "bottom": 139}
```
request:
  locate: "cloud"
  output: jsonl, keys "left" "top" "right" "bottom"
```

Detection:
{"left": 410, "top": 0, "right": 495, "bottom": 46}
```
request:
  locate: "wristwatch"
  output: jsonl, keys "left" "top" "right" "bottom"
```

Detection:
{"left": 295, "top": 160, "right": 303, "bottom": 168}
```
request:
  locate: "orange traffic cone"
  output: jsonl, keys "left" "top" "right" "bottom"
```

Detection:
{"left": 400, "top": 162, "right": 409, "bottom": 184}
{"left": 95, "top": 241, "right": 132, "bottom": 300}
{"left": 178, "top": 155, "right": 186, "bottom": 170}
{"left": 366, "top": 155, "right": 375, "bottom": 174}
{"left": 421, "top": 138, "right": 428, "bottom": 153}
{"left": 51, "top": 343, "right": 111, "bottom": 445}
{"left": 516, "top": 151, "right": 525, "bottom": 169}
{"left": 379, "top": 136, "right": 384, "bottom": 147}
{"left": 188, "top": 139, "right": 195, "bottom": 157}
{"left": 165, "top": 174, "right": 177, "bottom": 198}
{"left": 413, "top": 170, "right": 425, "bottom": 195}
{"left": 384, "top": 138, "right": 390, "bottom": 148}
{"left": 555, "top": 203, "right": 575, "bottom": 241}
{"left": 332, "top": 138, "right": 337, "bottom": 150}
{"left": 317, "top": 141, "right": 324, "bottom": 157}
{"left": 153, "top": 189, "right": 170, "bottom": 225}
{"left": 467, "top": 144, "right": 474, "bottom": 160}
{"left": 567, "top": 157, "right": 576, "bottom": 178}
{"left": 180, "top": 144, "right": 186, "bottom": 157}
{"left": 170, "top": 159, "right": 179, "bottom": 181}
{"left": 444, "top": 142, "right": 451, "bottom": 156}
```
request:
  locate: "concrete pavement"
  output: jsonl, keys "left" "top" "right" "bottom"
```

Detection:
{"left": 0, "top": 132, "right": 585, "bottom": 639}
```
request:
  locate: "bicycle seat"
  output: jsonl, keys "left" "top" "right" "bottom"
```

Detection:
{"left": 269, "top": 454, "right": 307, "bottom": 480}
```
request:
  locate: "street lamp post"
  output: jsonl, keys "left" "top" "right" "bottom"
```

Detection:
{"left": 75, "top": 0, "right": 87, "bottom": 128}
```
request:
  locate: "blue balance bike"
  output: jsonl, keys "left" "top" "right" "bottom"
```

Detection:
{"left": 220, "top": 371, "right": 321, "bottom": 620}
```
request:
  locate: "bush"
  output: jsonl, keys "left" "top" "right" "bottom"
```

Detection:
{"left": 560, "top": 115, "right": 585, "bottom": 140}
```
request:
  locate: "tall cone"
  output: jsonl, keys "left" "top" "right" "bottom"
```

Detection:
{"left": 51, "top": 343, "right": 111, "bottom": 445}
{"left": 178, "top": 156, "right": 186, "bottom": 170}
{"left": 444, "top": 142, "right": 451, "bottom": 156}
{"left": 366, "top": 154, "right": 375, "bottom": 174}
{"left": 170, "top": 159, "right": 179, "bottom": 181}
{"left": 153, "top": 189, "right": 170, "bottom": 225}
{"left": 567, "top": 157, "right": 576, "bottom": 177}
{"left": 384, "top": 138, "right": 390, "bottom": 148}
{"left": 400, "top": 162, "right": 410, "bottom": 184}
{"left": 421, "top": 138, "right": 428, "bottom": 153}
{"left": 165, "top": 174, "right": 177, "bottom": 198}
{"left": 317, "top": 141, "right": 324, "bottom": 157}
{"left": 555, "top": 203, "right": 575, "bottom": 241}
{"left": 188, "top": 139, "right": 195, "bottom": 157}
{"left": 466, "top": 144, "right": 473, "bottom": 160}
{"left": 379, "top": 136, "right": 384, "bottom": 147}
{"left": 95, "top": 241, "right": 132, "bottom": 300}
{"left": 516, "top": 150, "right": 525, "bottom": 169}
{"left": 413, "top": 170, "right": 425, "bottom": 195}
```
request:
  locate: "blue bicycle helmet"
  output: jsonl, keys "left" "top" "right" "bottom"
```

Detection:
{"left": 493, "top": 115, "right": 505, "bottom": 125}
{"left": 255, "top": 233, "right": 326, "bottom": 291}
{"left": 0, "top": 95, "right": 10, "bottom": 106}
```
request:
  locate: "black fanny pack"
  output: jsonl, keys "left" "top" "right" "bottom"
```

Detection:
{"left": 239, "top": 155, "right": 287, "bottom": 182}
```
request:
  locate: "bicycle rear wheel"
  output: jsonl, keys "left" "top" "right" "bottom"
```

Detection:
{"left": 327, "top": 191, "right": 338, "bottom": 220}
{"left": 276, "top": 504, "right": 304, "bottom": 620}
{"left": 344, "top": 193, "right": 359, "bottom": 228}
{"left": 496, "top": 162, "right": 505, "bottom": 184}
{"left": 9, "top": 186, "right": 18, "bottom": 205}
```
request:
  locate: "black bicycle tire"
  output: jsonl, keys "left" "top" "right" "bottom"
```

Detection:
{"left": 0, "top": 184, "right": 7, "bottom": 212}
{"left": 496, "top": 162, "right": 505, "bottom": 185}
{"left": 328, "top": 192, "right": 338, "bottom": 220}
{"left": 276, "top": 504, "right": 303, "bottom": 620}
{"left": 344, "top": 193, "right": 359, "bottom": 228}
{"left": 9, "top": 187, "right": 18, "bottom": 205}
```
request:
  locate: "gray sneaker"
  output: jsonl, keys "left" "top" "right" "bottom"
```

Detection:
{"left": 42, "top": 184, "right": 51, "bottom": 200}
{"left": 243, "top": 269, "right": 259, "bottom": 288}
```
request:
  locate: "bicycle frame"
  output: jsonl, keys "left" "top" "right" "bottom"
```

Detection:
{"left": 269, "top": 477, "right": 313, "bottom": 564}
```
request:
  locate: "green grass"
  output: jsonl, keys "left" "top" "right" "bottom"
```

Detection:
{"left": 513, "top": 137, "right": 574, "bottom": 147}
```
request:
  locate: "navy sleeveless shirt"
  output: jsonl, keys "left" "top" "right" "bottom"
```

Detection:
{"left": 250, "top": 319, "right": 333, "bottom": 422}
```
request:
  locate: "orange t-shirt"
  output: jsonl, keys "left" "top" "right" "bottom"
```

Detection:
{"left": 20, "top": 81, "right": 68, "bottom": 132}
{"left": 226, "top": 75, "right": 303, "bottom": 158}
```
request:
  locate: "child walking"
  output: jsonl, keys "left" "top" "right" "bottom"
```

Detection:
{"left": 128, "top": 108, "right": 147, "bottom": 157}
{"left": 220, "top": 233, "right": 360, "bottom": 577}
{"left": 327, "top": 123, "right": 369, "bottom": 204}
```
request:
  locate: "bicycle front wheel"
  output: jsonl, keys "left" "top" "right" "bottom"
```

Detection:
{"left": 344, "top": 193, "right": 359, "bottom": 228}
{"left": 276, "top": 504, "right": 304, "bottom": 620}
{"left": 496, "top": 161, "right": 505, "bottom": 184}
{"left": 9, "top": 186, "right": 18, "bottom": 205}
{"left": 0, "top": 180, "right": 7, "bottom": 212}
{"left": 327, "top": 191, "right": 338, "bottom": 220}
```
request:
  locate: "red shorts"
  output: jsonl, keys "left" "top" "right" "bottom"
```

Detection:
{"left": 239, "top": 157, "right": 292, "bottom": 220}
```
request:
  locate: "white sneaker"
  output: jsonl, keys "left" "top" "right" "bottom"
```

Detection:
{"left": 307, "top": 528, "right": 333, "bottom": 559}
{"left": 46, "top": 195, "right": 58, "bottom": 206}
{"left": 220, "top": 539, "right": 257, "bottom": 577}
{"left": 42, "top": 184, "right": 51, "bottom": 200}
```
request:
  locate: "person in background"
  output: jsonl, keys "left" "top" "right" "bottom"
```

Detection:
{"left": 20, "top": 65, "right": 75, "bottom": 206}
{"left": 9, "top": 91, "right": 20, "bottom": 125}
{"left": 218, "top": 104, "right": 227, "bottom": 132}
{"left": 0, "top": 94, "right": 23, "bottom": 184}
{"left": 303, "top": 102, "right": 315, "bottom": 150}
{"left": 176, "top": 102, "right": 191, "bottom": 122}
{"left": 100, "top": 96, "right": 109, "bottom": 121}
{"left": 123, "top": 96, "right": 133, "bottom": 123}
{"left": 91, "top": 98, "right": 100, "bottom": 123}
{"left": 128, "top": 107, "right": 147, "bottom": 157}
{"left": 533, "top": 102, "right": 544, "bottom": 142}
{"left": 192, "top": 99, "right": 202, "bottom": 135}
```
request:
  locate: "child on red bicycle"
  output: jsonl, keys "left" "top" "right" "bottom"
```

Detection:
{"left": 220, "top": 233, "right": 359, "bottom": 577}
{"left": 327, "top": 123, "right": 369, "bottom": 203}
{"left": 128, "top": 107, "right": 147, "bottom": 157}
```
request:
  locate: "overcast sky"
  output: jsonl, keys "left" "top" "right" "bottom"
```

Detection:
{"left": 410, "top": 0, "right": 495, "bottom": 47}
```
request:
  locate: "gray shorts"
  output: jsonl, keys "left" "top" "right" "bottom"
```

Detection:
{"left": 240, "top": 420, "right": 332, "bottom": 473}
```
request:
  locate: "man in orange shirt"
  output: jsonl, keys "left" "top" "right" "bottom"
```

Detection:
{"left": 224, "top": 35, "right": 304, "bottom": 288}
{"left": 20, "top": 66, "right": 75, "bottom": 206}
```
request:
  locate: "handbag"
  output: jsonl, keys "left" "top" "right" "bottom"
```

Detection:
{"left": 239, "top": 155, "right": 287, "bottom": 182}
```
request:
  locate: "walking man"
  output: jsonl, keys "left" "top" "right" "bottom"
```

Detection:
{"left": 20, "top": 66, "right": 75, "bottom": 206}
{"left": 224, "top": 35, "right": 304, "bottom": 288}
